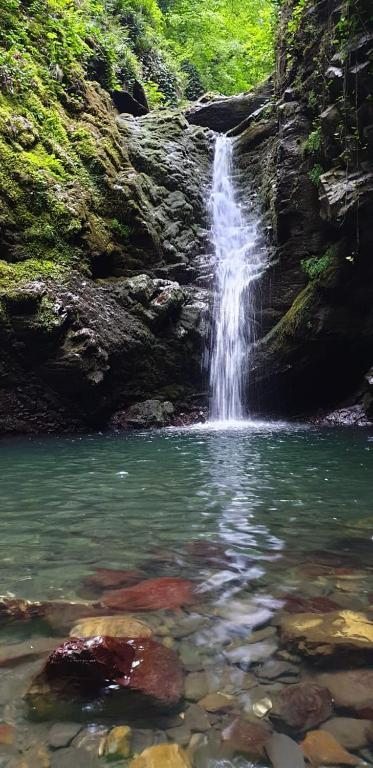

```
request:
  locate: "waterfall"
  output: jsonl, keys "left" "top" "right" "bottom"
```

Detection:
{"left": 209, "top": 134, "right": 265, "bottom": 423}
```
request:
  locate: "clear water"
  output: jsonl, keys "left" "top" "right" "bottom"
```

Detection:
{"left": 0, "top": 424, "right": 373, "bottom": 763}
{"left": 209, "top": 136, "right": 267, "bottom": 422}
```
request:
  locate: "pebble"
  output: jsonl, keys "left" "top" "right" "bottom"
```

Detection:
{"left": 51, "top": 747, "right": 101, "bottom": 768}
{"left": 166, "top": 724, "right": 191, "bottom": 746}
{"left": 265, "top": 732, "right": 305, "bottom": 768}
{"left": 198, "top": 693, "right": 235, "bottom": 712}
{"left": 98, "top": 725, "right": 132, "bottom": 759}
{"left": 185, "top": 672, "right": 209, "bottom": 701}
{"left": 183, "top": 704, "right": 210, "bottom": 732}
{"left": 256, "top": 660, "right": 299, "bottom": 681}
{"left": 321, "top": 718, "right": 373, "bottom": 750}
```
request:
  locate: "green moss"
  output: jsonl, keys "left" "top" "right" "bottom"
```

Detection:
{"left": 301, "top": 246, "right": 338, "bottom": 281}
{"left": 304, "top": 126, "right": 322, "bottom": 154}
{"left": 308, "top": 163, "right": 324, "bottom": 186}
{"left": 0, "top": 259, "right": 66, "bottom": 292}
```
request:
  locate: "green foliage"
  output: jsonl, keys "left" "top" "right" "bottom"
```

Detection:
{"left": 304, "top": 126, "right": 322, "bottom": 153}
{"left": 143, "top": 80, "right": 166, "bottom": 106}
{"left": 308, "top": 163, "right": 324, "bottom": 186}
{"left": 287, "top": 0, "right": 308, "bottom": 38}
{"left": 301, "top": 246, "right": 337, "bottom": 280}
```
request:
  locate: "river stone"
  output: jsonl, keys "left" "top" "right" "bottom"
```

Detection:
{"left": 131, "top": 730, "right": 168, "bottom": 753}
{"left": 83, "top": 568, "right": 145, "bottom": 591}
{"left": 0, "top": 724, "right": 15, "bottom": 745}
{"left": 185, "top": 672, "right": 208, "bottom": 702}
{"left": 102, "top": 577, "right": 197, "bottom": 611}
{"left": 265, "top": 732, "right": 305, "bottom": 768}
{"left": 256, "top": 660, "right": 299, "bottom": 681}
{"left": 321, "top": 718, "right": 373, "bottom": 749}
{"left": 48, "top": 723, "right": 82, "bottom": 749}
{"left": 51, "top": 746, "right": 101, "bottom": 767}
{"left": 221, "top": 718, "right": 272, "bottom": 758}
{"left": 183, "top": 703, "right": 210, "bottom": 732}
{"left": 280, "top": 610, "right": 373, "bottom": 658}
{"left": 315, "top": 669, "right": 373, "bottom": 712}
{"left": 0, "top": 637, "right": 65, "bottom": 667}
{"left": 198, "top": 692, "right": 235, "bottom": 712}
{"left": 166, "top": 724, "right": 191, "bottom": 746}
{"left": 300, "top": 730, "right": 362, "bottom": 766}
{"left": 271, "top": 683, "right": 333, "bottom": 732}
{"left": 99, "top": 725, "right": 132, "bottom": 759}
{"left": 247, "top": 626, "right": 277, "bottom": 643}
{"left": 70, "top": 615, "right": 153, "bottom": 638}
{"left": 130, "top": 743, "right": 192, "bottom": 768}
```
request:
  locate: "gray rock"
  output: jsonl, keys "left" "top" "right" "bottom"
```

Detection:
{"left": 256, "top": 660, "right": 299, "bottom": 681}
{"left": 321, "top": 717, "right": 373, "bottom": 749}
{"left": 113, "top": 399, "right": 175, "bottom": 429}
{"left": 185, "top": 672, "right": 209, "bottom": 701}
{"left": 265, "top": 733, "right": 305, "bottom": 768}
{"left": 48, "top": 723, "right": 82, "bottom": 749}
{"left": 166, "top": 723, "right": 191, "bottom": 746}
{"left": 183, "top": 703, "right": 211, "bottom": 732}
{"left": 51, "top": 747, "right": 101, "bottom": 768}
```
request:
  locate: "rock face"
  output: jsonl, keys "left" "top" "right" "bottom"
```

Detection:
{"left": 0, "top": 111, "right": 212, "bottom": 434}
{"left": 185, "top": 80, "right": 273, "bottom": 132}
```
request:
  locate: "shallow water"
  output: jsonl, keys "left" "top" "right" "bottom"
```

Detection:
{"left": 0, "top": 423, "right": 373, "bottom": 764}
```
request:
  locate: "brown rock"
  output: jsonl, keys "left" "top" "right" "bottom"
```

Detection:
{"left": 321, "top": 717, "right": 373, "bottom": 750}
{"left": 70, "top": 615, "right": 152, "bottom": 639}
{"left": 0, "top": 723, "right": 15, "bottom": 744}
{"left": 99, "top": 725, "right": 132, "bottom": 759}
{"left": 84, "top": 568, "right": 145, "bottom": 591}
{"left": 221, "top": 718, "right": 272, "bottom": 758}
{"left": 280, "top": 610, "right": 373, "bottom": 658}
{"left": 301, "top": 730, "right": 362, "bottom": 766}
{"left": 283, "top": 595, "right": 340, "bottom": 614}
{"left": 103, "top": 577, "right": 197, "bottom": 611}
{"left": 315, "top": 669, "right": 373, "bottom": 712}
{"left": 198, "top": 692, "right": 235, "bottom": 712}
{"left": 130, "top": 744, "right": 191, "bottom": 768}
{"left": 272, "top": 683, "right": 333, "bottom": 732}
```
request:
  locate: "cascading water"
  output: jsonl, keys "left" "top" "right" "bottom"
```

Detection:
{"left": 209, "top": 134, "right": 266, "bottom": 423}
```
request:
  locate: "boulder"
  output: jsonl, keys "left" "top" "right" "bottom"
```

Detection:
{"left": 221, "top": 718, "right": 272, "bottom": 758}
{"left": 185, "top": 81, "right": 273, "bottom": 132}
{"left": 29, "top": 636, "right": 184, "bottom": 711}
{"left": 300, "top": 730, "right": 362, "bottom": 766}
{"left": 130, "top": 744, "right": 191, "bottom": 768}
{"left": 102, "top": 576, "right": 197, "bottom": 611}
{"left": 110, "top": 400, "right": 175, "bottom": 430}
{"left": 70, "top": 615, "right": 153, "bottom": 639}
{"left": 279, "top": 610, "right": 373, "bottom": 659}
{"left": 271, "top": 683, "right": 333, "bottom": 732}
{"left": 111, "top": 89, "right": 148, "bottom": 117}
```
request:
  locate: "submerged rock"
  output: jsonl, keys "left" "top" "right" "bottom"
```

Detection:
{"left": 283, "top": 595, "right": 340, "bottom": 614}
{"left": 314, "top": 669, "right": 373, "bottom": 713}
{"left": 300, "top": 730, "right": 362, "bottom": 766}
{"left": 265, "top": 732, "right": 305, "bottom": 768}
{"left": 221, "top": 717, "right": 272, "bottom": 759}
{"left": 102, "top": 576, "right": 197, "bottom": 611}
{"left": 271, "top": 683, "right": 333, "bottom": 732}
{"left": 130, "top": 743, "right": 191, "bottom": 768}
{"left": 320, "top": 718, "right": 373, "bottom": 750}
{"left": 29, "top": 636, "right": 184, "bottom": 711}
{"left": 70, "top": 615, "right": 153, "bottom": 639}
{"left": 99, "top": 725, "right": 132, "bottom": 759}
{"left": 83, "top": 568, "right": 146, "bottom": 592}
{"left": 110, "top": 400, "right": 175, "bottom": 429}
{"left": 280, "top": 610, "right": 373, "bottom": 658}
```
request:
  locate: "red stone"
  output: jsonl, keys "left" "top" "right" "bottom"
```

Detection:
{"left": 0, "top": 724, "right": 15, "bottom": 745}
{"left": 102, "top": 577, "right": 197, "bottom": 611}
{"left": 44, "top": 635, "right": 184, "bottom": 708}
{"left": 222, "top": 718, "right": 272, "bottom": 758}
{"left": 273, "top": 683, "right": 333, "bottom": 732}
{"left": 284, "top": 595, "right": 340, "bottom": 614}
{"left": 84, "top": 568, "right": 146, "bottom": 591}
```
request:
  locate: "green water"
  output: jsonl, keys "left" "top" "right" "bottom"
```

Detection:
{"left": 0, "top": 422, "right": 373, "bottom": 765}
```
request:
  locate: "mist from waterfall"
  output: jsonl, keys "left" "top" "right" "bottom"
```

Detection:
{"left": 209, "top": 134, "right": 266, "bottom": 423}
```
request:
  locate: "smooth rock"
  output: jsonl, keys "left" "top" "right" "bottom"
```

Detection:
{"left": 166, "top": 724, "right": 191, "bottom": 746}
{"left": 256, "top": 660, "right": 299, "bottom": 681}
{"left": 315, "top": 669, "right": 373, "bottom": 712}
{"left": 198, "top": 692, "right": 235, "bottom": 712}
{"left": 321, "top": 717, "right": 373, "bottom": 749}
{"left": 99, "top": 725, "right": 132, "bottom": 759}
{"left": 265, "top": 732, "right": 305, "bottom": 768}
{"left": 280, "top": 610, "right": 373, "bottom": 657}
{"left": 130, "top": 743, "right": 192, "bottom": 768}
{"left": 48, "top": 723, "right": 82, "bottom": 749}
{"left": 185, "top": 672, "right": 208, "bottom": 702}
{"left": 103, "top": 577, "right": 197, "bottom": 611}
{"left": 70, "top": 615, "right": 152, "bottom": 639}
{"left": 301, "top": 729, "right": 362, "bottom": 766}
{"left": 183, "top": 703, "right": 210, "bottom": 732}
{"left": 51, "top": 746, "right": 100, "bottom": 767}
{"left": 221, "top": 717, "right": 272, "bottom": 758}
{"left": 83, "top": 568, "right": 145, "bottom": 591}
{"left": 272, "top": 683, "right": 333, "bottom": 732}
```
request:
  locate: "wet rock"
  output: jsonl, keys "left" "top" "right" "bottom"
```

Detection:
{"left": 283, "top": 595, "right": 340, "bottom": 614}
{"left": 314, "top": 669, "right": 373, "bottom": 712}
{"left": 130, "top": 743, "right": 192, "bottom": 768}
{"left": 300, "top": 729, "right": 362, "bottom": 766}
{"left": 198, "top": 693, "right": 235, "bottom": 712}
{"left": 51, "top": 746, "right": 101, "bottom": 767}
{"left": 221, "top": 717, "right": 272, "bottom": 759}
{"left": 166, "top": 723, "right": 191, "bottom": 747}
{"left": 48, "top": 723, "right": 82, "bottom": 749}
{"left": 247, "top": 626, "right": 277, "bottom": 644}
{"left": 0, "top": 638, "right": 64, "bottom": 667}
{"left": 103, "top": 577, "right": 197, "bottom": 611}
{"left": 320, "top": 168, "right": 373, "bottom": 222}
{"left": 183, "top": 704, "right": 210, "bottom": 732}
{"left": 178, "top": 642, "right": 204, "bottom": 672}
{"left": 321, "top": 718, "right": 373, "bottom": 750}
{"left": 280, "top": 610, "right": 373, "bottom": 659}
{"left": 42, "top": 601, "right": 105, "bottom": 634}
{"left": 265, "top": 732, "right": 305, "bottom": 768}
{"left": 111, "top": 89, "right": 148, "bottom": 117}
{"left": 185, "top": 672, "right": 208, "bottom": 702}
{"left": 224, "top": 639, "right": 277, "bottom": 668}
{"left": 111, "top": 400, "right": 175, "bottom": 429}
{"left": 185, "top": 82, "right": 273, "bottom": 132}
{"left": 99, "top": 725, "right": 132, "bottom": 759}
{"left": 0, "top": 724, "right": 15, "bottom": 745}
{"left": 256, "top": 660, "right": 299, "bottom": 681}
{"left": 70, "top": 615, "right": 153, "bottom": 639}
{"left": 131, "top": 729, "right": 168, "bottom": 753}
{"left": 83, "top": 568, "right": 145, "bottom": 592}
{"left": 271, "top": 683, "right": 333, "bottom": 732}
{"left": 0, "top": 597, "right": 44, "bottom": 622}
{"left": 30, "top": 636, "right": 184, "bottom": 711}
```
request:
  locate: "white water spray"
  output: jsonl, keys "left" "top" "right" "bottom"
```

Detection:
{"left": 209, "top": 134, "right": 266, "bottom": 423}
